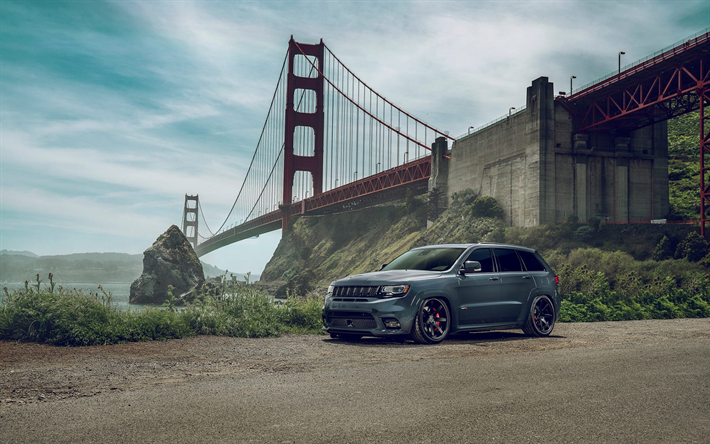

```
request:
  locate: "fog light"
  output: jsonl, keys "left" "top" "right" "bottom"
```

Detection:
{"left": 383, "top": 318, "right": 401, "bottom": 329}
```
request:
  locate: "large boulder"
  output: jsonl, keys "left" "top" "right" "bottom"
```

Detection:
{"left": 129, "top": 225, "right": 205, "bottom": 304}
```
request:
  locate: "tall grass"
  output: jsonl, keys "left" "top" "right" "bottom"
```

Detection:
{"left": 552, "top": 249, "right": 710, "bottom": 322}
{"left": 0, "top": 274, "right": 323, "bottom": 346}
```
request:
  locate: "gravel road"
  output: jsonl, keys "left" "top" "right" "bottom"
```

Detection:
{"left": 1, "top": 319, "right": 709, "bottom": 443}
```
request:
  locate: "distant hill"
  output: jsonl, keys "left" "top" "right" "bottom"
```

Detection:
{"left": 0, "top": 252, "right": 251, "bottom": 284}
{"left": 0, "top": 250, "right": 38, "bottom": 258}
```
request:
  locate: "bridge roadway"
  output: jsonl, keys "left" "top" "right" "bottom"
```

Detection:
{"left": 194, "top": 157, "right": 431, "bottom": 256}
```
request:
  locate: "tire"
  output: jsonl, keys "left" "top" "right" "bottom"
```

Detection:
{"left": 523, "top": 295, "right": 556, "bottom": 337}
{"left": 411, "top": 298, "right": 451, "bottom": 344}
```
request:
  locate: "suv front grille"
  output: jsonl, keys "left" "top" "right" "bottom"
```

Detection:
{"left": 332, "top": 286, "right": 379, "bottom": 299}
{"left": 326, "top": 311, "right": 378, "bottom": 329}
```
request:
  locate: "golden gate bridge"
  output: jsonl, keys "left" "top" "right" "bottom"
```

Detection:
{"left": 183, "top": 30, "right": 710, "bottom": 256}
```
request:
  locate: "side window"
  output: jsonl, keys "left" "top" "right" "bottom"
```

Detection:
{"left": 465, "top": 248, "right": 494, "bottom": 273}
{"left": 518, "top": 250, "right": 546, "bottom": 271}
{"left": 494, "top": 248, "right": 523, "bottom": 272}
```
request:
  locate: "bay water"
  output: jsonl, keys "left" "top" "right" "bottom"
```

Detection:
{"left": 1, "top": 282, "right": 144, "bottom": 311}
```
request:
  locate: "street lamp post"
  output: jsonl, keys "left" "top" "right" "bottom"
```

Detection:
{"left": 570, "top": 75, "right": 576, "bottom": 95}
{"left": 618, "top": 51, "right": 625, "bottom": 75}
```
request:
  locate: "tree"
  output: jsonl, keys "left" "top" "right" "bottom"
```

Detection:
{"left": 652, "top": 235, "right": 674, "bottom": 261}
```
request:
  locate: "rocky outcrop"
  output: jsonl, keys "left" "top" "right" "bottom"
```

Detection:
{"left": 129, "top": 225, "right": 205, "bottom": 305}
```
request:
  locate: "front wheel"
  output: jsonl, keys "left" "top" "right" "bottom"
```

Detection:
{"left": 523, "top": 295, "right": 556, "bottom": 337}
{"left": 411, "top": 298, "right": 450, "bottom": 344}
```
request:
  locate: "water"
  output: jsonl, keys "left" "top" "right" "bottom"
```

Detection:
{"left": 0, "top": 282, "right": 145, "bottom": 311}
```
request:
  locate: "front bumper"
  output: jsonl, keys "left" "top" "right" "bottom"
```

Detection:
{"left": 322, "top": 295, "right": 417, "bottom": 337}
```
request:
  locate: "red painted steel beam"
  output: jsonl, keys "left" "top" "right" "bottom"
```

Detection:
{"left": 558, "top": 33, "right": 710, "bottom": 133}
{"left": 701, "top": 88, "right": 710, "bottom": 242}
{"left": 302, "top": 157, "right": 430, "bottom": 213}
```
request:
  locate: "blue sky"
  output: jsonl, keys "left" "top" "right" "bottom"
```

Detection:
{"left": 1, "top": 0, "right": 708, "bottom": 276}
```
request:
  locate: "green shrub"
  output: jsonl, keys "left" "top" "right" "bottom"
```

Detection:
{"left": 470, "top": 196, "right": 504, "bottom": 219}
{"left": 574, "top": 226, "right": 595, "bottom": 242}
{"left": 674, "top": 231, "right": 709, "bottom": 262}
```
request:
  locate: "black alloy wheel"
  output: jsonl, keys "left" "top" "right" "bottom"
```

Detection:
{"left": 523, "top": 295, "right": 556, "bottom": 337}
{"left": 411, "top": 298, "right": 450, "bottom": 344}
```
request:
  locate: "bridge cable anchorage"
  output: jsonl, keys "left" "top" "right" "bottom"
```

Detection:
{"left": 293, "top": 41, "right": 454, "bottom": 155}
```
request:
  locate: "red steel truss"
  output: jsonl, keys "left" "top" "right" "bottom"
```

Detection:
{"left": 302, "top": 157, "right": 430, "bottom": 213}
{"left": 194, "top": 158, "right": 431, "bottom": 256}
{"left": 559, "top": 32, "right": 709, "bottom": 133}
{"left": 701, "top": 88, "right": 710, "bottom": 242}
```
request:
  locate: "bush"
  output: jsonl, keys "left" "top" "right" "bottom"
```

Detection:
{"left": 470, "top": 196, "right": 504, "bottom": 219}
{"left": 674, "top": 231, "right": 709, "bottom": 262}
{"left": 574, "top": 225, "right": 595, "bottom": 242}
{"left": 1, "top": 275, "right": 324, "bottom": 346}
{"left": 588, "top": 217, "right": 602, "bottom": 232}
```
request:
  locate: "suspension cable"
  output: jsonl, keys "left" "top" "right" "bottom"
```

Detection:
{"left": 293, "top": 41, "right": 441, "bottom": 152}
{"left": 201, "top": 49, "right": 289, "bottom": 236}
{"left": 321, "top": 42, "right": 455, "bottom": 141}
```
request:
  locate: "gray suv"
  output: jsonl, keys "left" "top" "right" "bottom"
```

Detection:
{"left": 322, "top": 243, "right": 560, "bottom": 344}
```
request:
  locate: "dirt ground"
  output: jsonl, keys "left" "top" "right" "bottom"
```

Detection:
{"left": 2, "top": 318, "right": 709, "bottom": 405}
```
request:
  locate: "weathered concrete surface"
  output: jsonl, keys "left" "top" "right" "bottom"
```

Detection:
{"left": 129, "top": 225, "right": 205, "bottom": 304}
{"left": 448, "top": 76, "right": 669, "bottom": 226}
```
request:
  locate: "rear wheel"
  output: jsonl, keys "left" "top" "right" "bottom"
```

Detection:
{"left": 411, "top": 298, "right": 450, "bottom": 344}
{"left": 523, "top": 295, "right": 556, "bottom": 336}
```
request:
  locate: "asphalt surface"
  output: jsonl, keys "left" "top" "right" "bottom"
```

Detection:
{"left": 1, "top": 319, "right": 709, "bottom": 443}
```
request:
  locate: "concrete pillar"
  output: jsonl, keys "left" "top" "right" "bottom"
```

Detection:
{"left": 616, "top": 158, "right": 629, "bottom": 221}
{"left": 429, "top": 136, "right": 449, "bottom": 194}
{"left": 428, "top": 136, "right": 449, "bottom": 227}
{"left": 573, "top": 134, "right": 589, "bottom": 222}
{"left": 575, "top": 155, "right": 588, "bottom": 221}
{"left": 615, "top": 137, "right": 630, "bottom": 221}
{"left": 574, "top": 134, "right": 589, "bottom": 151}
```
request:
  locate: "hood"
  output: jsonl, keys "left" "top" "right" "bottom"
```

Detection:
{"left": 332, "top": 269, "right": 444, "bottom": 286}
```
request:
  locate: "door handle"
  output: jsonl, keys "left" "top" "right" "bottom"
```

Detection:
{"left": 489, "top": 277, "right": 500, "bottom": 281}
{"left": 522, "top": 275, "right": 532, "bottom": 279}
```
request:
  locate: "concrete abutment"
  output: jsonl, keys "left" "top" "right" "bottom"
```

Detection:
{"left": 445, "top": 77, "right": 668, "bottom": 226}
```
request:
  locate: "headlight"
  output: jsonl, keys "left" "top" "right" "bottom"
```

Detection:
{"left": 325, "top": 284, "right": 334, "bottom": 302}
{"left": 379, "top": 284, "right": 410, "bottom": 298}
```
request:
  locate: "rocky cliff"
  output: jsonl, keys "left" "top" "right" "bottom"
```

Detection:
{"left": 130, "top": 225, "right": 205, "bottom": 304}
{"left": 259, "top": 192, "right": 504, "bottom": 296}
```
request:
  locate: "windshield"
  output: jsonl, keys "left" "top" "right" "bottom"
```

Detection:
{"left": 382, "top": 247, "right": 466, "bottom": 272}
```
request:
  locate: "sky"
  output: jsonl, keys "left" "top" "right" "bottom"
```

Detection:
{"left": 1, "top": 0, "right": 708, "bottom": 276}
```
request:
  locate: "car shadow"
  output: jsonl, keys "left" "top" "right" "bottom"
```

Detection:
{"left": 324, "top": 330, "right": 566, "bottom": 347}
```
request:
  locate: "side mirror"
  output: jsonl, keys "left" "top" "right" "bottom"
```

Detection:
{"left": 379, "top": 263, "right": 388, "bottom": 271}
{"left": 460, "top": 260, "right": 482, "bottom": 275}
